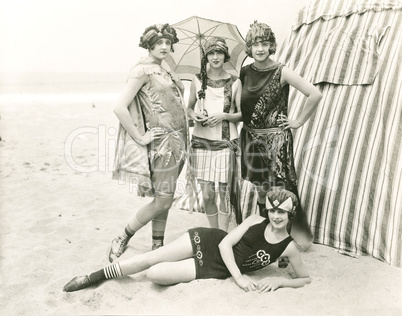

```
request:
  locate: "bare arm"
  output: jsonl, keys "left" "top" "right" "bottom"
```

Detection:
{"left": 113, "top": 76, "right": 165, "bottom": 145}
{"left": 218, "top": 215, "right": 263, "bottom": 291}
{"left": 257, "top": 241, "right": 311, "bottom": 292}
{"left": 280, "top": 66, "right": 323, "bottom": 129}
{"left": 187, "top": 78, "right": 207, "bottom": 122}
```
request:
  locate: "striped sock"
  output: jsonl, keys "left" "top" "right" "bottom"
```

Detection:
{"left": 88, "top": 263, "right": 123, "bottom": 285}
{"left": 103, "top": 263, "right": 123, "bottom": 279}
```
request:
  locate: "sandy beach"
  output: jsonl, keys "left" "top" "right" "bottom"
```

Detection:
{"left": 0, "top": 98, "right": 401, "bottom": 316}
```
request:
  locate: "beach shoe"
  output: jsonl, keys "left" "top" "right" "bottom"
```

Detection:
{"left": 108, "top": 235, "right": 129, "bottom": 263}
{"left": 278, "top": 257, "right": 289, "bottom": 268}
{"left": 152, "top": 237, "right": 164, "bottom": 250}
{"left": 63, "top": 275, "right": 92, "bottom": 292}
{"left": 152, "top": 241, "right": 164, "bottom": 251}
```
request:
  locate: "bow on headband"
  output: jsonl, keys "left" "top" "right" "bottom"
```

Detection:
{"left": 265, "top": 189, "right": 297, "bottom": 215}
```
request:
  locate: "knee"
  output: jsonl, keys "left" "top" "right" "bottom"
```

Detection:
{"left": 203, "top": 194, "right": 215, "bottom": 206}
{"left": 146, "top": 263, "right": 170, "bottom": 285}
{"left": 201, "top": 189, "right": 215, "bottom": 205}
{"left": 153, "top": 195, "right": 173, "bottom": 213}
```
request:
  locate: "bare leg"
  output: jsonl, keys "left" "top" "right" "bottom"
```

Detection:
{"left": 109, "top": 194, "right": 174, "bottom": 261}
{"left": 64, "top": 233, "right": 194, "bottom": 292}
{"left": 152, "top": 208, "right": 169, "bottom": 250}
{"left": 129, "top": 194, "right": 173, "bottom": 230}
{"left": 118, "top": 232, "right": 193, "bottom": 275}
{"left": 199, "top": 180, "right": 218, "bottom": 229}
{"left": 146, "top": 258, "right": 196, "bottom": 285}
{"left": 218, "top": 183, "right": 229, "bottom": 232}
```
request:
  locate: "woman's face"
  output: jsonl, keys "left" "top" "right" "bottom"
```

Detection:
{"left": 207, "top": 50, "right": 225, "bottom": 69}
{"left": 150, "top": 38, "right": 172, "bottom": 61}
{"left": 251, "top": 38, "right": 271, "bottom": 62}
{"left": 268, "top": 208, "right": 290, "bottom": 230}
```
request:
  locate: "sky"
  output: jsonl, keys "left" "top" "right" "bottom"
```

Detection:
{"left": 0, "top": 0, "right": 311, "bottom": 73}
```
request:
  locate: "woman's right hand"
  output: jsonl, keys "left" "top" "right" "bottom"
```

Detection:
{"left": 134, "top": 127, "right": 166, "bottom": 145}
{"left": 234, "top": 275, "right": 257, "bottom": 292}
{"left": 189, "top": 111, "right": 208, "bottom": 122}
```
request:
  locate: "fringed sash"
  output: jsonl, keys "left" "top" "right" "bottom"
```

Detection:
{"left": 190, "top": 135, "right": 240, "bottom": 217}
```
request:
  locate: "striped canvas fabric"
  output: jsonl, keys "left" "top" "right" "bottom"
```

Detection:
{"left": 275, "top": 0, "right": 402, "bottom": 266}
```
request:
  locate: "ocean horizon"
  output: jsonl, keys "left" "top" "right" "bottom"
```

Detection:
{"left": 0, "top": 72, "right": 127, "bottom": 105}
{"left": 0, "top": 71, "right": 191, "bottom": 105}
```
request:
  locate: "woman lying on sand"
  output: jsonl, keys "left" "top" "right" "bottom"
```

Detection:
{"left": 64, "top": 189, "right": 310, "bottom": 293}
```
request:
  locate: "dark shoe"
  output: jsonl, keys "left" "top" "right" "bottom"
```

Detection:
{"left": 108, "top": 235, "right": 130, "bottom": 263}
{"left": 152, "top": 240, "right": 164, "bottom": 250}
{"left": 278, "top": 257, "right": 289, "bottom": 268}
{"left": 63, "top": 275, "right": 92, "bottom": 292}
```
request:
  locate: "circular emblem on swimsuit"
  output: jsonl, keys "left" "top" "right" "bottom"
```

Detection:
{"left": 256, "top": 250, "right": 265, "bottom": 259}
{"left": 256, "top": 250, "right": 271, "bottom": 266}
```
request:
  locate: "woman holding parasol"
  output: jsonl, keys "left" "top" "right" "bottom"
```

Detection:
{"left": 186, "top": 37, "right": 242, "bottom": 231}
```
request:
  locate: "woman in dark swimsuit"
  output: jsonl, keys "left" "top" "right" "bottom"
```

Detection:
{"left": 63, "top": 189, "right": 310, "bottom": 293}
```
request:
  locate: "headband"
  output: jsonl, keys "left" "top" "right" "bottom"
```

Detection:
{"left": 266, "top": 189, "right": 297, "bottom": 216}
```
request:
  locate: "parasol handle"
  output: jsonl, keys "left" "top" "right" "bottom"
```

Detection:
{"left": 199, "top": 98, "right": 205, "bottom": 112}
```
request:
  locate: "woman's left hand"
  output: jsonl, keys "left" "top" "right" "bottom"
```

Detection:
{"left": 278, "top": 114, "right": 302, "bottom": 130}
{"left": 257, "top": 277, "right": 283, "bottom": 293}
{"left": 203, "top": 113, "right": 225, "bottom": 127}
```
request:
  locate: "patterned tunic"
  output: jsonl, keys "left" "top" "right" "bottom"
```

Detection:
{"left": 113, "top": 57, "right": 187, "bottom": 195}
{"left": 240, "top": 63, "right": 298, "bottom": 193}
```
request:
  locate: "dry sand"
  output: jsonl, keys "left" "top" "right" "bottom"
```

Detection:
{"left": 0, "top": 99, "right": 401, "bottom": 315}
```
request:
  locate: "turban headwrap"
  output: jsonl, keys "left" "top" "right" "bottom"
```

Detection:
{"left": 244, "top": 21, "right": 276, "bottom": 56}
{"left": 139, "top": 23, "right": 179, "bottom": 51}
{"left": 203, "top": 37, "right": 230, "bottom": 62}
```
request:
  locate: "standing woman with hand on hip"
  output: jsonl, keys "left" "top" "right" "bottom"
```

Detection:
{"left": 110, "top": 23, "right": 187, "bottom": 261}
{"left": 186, "top": 37, "right": 242, "bottom": 231}
{"left": 239, "top": 21, "right": 322, "bottom": 250}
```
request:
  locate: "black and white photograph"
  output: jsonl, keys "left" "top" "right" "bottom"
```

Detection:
{"left": 0, "top": 0, "right": 401, "bottom": 315}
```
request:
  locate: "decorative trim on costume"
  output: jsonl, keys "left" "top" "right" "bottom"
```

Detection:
{"left": 128, "top": 57, "right": 163, "bottom": 79}
{"left": 191, "top": 231, "right": 204, "bottom": 267}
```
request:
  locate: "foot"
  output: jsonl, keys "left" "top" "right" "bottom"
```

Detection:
{"left": 278, "top": 257, "right": 289, "bottom": 268}
{"left": 152, "top": 241, "right": 164, "bottom": 250}
{"left": 108, "top": 236, "right": 129, "bottom": 263}
{"left": 63, "top": 275, "right": 92, "bottom": 292}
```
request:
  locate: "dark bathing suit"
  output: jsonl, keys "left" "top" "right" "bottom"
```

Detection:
{"left": 188, "top": 218, "right": 293, "bottom": 279}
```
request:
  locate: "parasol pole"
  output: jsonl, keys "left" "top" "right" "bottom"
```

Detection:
{"left": 197, "top": 23, "right": 206, "bottom": 114}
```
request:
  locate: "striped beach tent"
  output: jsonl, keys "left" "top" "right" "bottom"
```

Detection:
{"left": 275, "top": 0, "right": 401, "bottom": 266}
